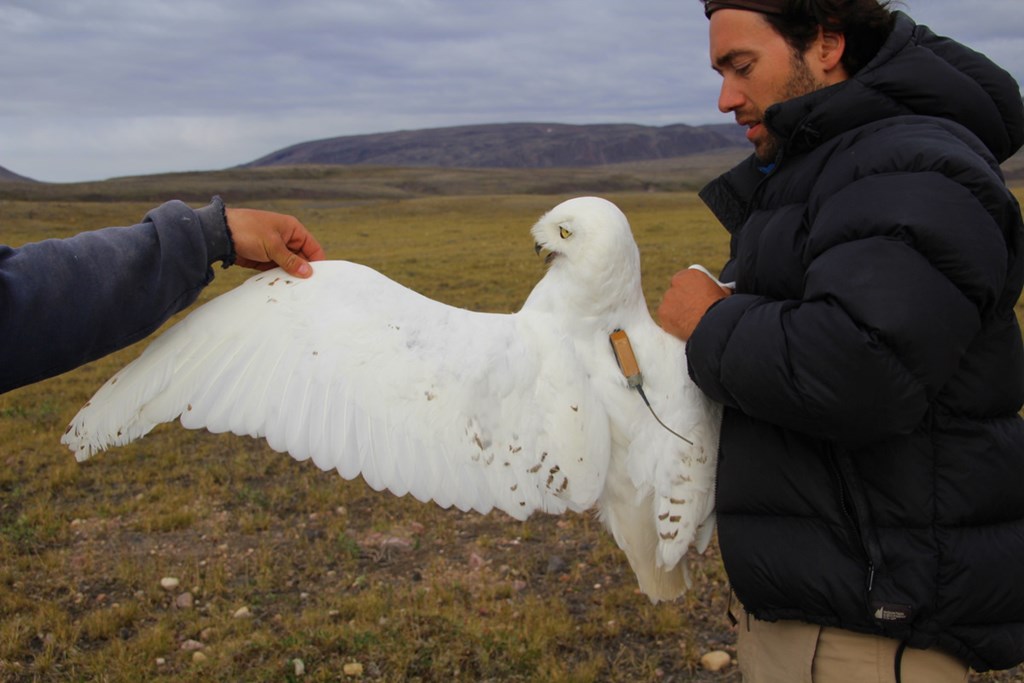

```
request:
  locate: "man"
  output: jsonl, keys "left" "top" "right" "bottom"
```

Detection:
{"left": 1, "top": 196, "right": 325, "bottom": 394}
{"left": 658, "top": 0, "right": 1024, "bottom": 680}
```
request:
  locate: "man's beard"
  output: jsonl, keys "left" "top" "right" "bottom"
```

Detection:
{"left": 754, "top": 51, "right": 823, "bottom": 163}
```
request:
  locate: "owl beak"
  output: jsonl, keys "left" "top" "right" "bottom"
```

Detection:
{"left": 534, "top": 242, "right": 558, "bottom": 264}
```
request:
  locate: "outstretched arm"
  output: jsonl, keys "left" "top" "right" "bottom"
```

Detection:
{"left": 0, "top": 197, "right": 324, "bottom": 393}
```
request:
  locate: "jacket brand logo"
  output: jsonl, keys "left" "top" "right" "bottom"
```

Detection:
{"left": 873, "top": 603, "right": 912, "bottom": 622}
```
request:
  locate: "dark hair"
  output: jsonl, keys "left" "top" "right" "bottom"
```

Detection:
{"left": 766, "top": 0, "right": 897, "bottom": 75}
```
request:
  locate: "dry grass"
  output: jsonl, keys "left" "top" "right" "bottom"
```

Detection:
{"left": 1, "top": 186, "right": 1022, "bottom": 682}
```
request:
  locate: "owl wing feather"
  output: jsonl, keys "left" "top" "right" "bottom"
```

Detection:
{"left": 63, "top": 261, "right": 612, "bottom": 519}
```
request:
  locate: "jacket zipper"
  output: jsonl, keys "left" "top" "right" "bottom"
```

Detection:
{"left": 830, "top": 451, "right": 879, "bottom": 596}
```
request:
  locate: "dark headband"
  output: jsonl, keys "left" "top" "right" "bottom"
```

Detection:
{"left": 703, "top": 0, "right": 788, "bottom": 18}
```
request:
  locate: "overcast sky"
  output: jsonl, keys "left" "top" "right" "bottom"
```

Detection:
{"left": 2, "top": 0, "right": 1022, "bottom": 183}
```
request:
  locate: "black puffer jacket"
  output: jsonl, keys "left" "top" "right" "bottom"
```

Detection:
{"left": 687, "top": 12, "right": 1024, "bottom": 672}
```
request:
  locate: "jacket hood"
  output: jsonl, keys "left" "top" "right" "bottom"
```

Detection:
{"left": 766, "top": 12, "right": 1024, "bottom": 163}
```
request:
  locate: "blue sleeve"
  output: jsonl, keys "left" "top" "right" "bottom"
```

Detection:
{"left": 0, "top": 197, "right": 234, "bottom": 393}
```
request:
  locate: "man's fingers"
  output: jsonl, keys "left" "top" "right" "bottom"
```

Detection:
{"left": 672, "top": 267, "right": 732, "bottom": 296}
{"left": 293, "top": 233, "right": 327, "bottom": 263}
{"left": 267, "top": 241, "right": 314, "bottom": 278}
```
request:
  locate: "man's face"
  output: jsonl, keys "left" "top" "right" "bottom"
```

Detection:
{"left": 708, "top": 9, "right": 824, "bottom": 162}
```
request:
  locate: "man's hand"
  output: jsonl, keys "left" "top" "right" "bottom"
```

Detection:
{"left": 657, "top": 267, "right": 732, "bottom": 341}
{"left": 225, "top": 208, "right": 326, "bottom": 278}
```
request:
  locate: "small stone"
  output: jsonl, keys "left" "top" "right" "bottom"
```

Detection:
{"left": 700, "top": 650, "right": 733, "bottom": 672}
{"left": 468, "top": 552, "right": 487, "bottom": 570}
{"left": 180, "top": 639, "right": 204, "bottom": 652}
{"left": 180, "top": 638, "right": 203, "bottom": 655}
{"left": 155, "top": 657, "right": 166, "bottom": 666}
{"left": 546, "top": 556, "right": 567, "bottom": 574}
{"left": 233, "top": 606, "right": 252, "bottom": 619}
{"left": 160, "top": 577, "right": 180, "bottom": 591}
{"left": 343, "top": 662, "right": 363, "bottom": 677}
{"left": 292, "top": 658, "right": 306, "bottom": 676}
{"left": 192, "top": 651, "right": 208, "bottom": 664}
{"left": 175, "top": 592, "right": 194, "bottom": 609}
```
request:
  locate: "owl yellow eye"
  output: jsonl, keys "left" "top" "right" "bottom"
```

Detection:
{"left": 559, "top": 225, "right": 573, "bottom": 239}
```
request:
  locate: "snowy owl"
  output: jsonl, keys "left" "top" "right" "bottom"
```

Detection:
{"left": 62, "top": 196, "right": 721, "bottom": 602}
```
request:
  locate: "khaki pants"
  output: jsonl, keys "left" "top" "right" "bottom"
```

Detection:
{"left": 733, "top": 600, "right": 969, "bottom": 683}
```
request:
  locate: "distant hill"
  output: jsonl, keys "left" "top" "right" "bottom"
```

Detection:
{"left": 0, "top": 149, "right": 750, "bottom": 203}
{"left": 0, "top": 165, "right": 35, "bottom": 183}
{"left": 242, "top": 122, "right": 748, "bottom": 170}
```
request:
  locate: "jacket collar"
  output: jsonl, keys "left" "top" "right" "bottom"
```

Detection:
{"left": 764, "top": 12, "right": 1023, "bottom": 161}
{"left": 698, "top": 154, "right": 765, "bottom": 235}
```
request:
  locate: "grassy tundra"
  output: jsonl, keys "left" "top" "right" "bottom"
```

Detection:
{"left": 1, "top": 180, "right": 1022, "bottom": 681}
